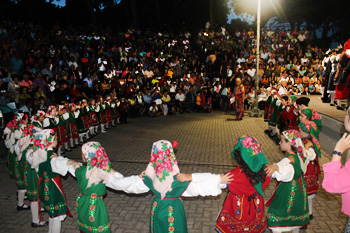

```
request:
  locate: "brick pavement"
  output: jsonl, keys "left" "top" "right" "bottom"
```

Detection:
{"left": 0, "top": 112, "right": 347, "bottom": 233}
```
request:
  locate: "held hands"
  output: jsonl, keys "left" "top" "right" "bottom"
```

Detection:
{"left": 139, "top": 171, "right": 146, "bottom": 179}
{"left": 265, "top": 164, "right": 279, "bottom": 177}
{"left": 177, "top": 173, "right": 192, "bottom": 182}
{"left": 50, "top": 153, "right": 59, "bottom": 159}
{"left": 67, "top": 160, "right": 82, "bottom": 170}
{"left": 220, "top": 173, "right": 234, "bottom": 184}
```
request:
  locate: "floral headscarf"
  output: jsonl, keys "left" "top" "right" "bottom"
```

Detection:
{"left": 299, "top": 121, "right": 321, "bottom": 158}
{"left": 18, "top": 124, "right": 37, "bottom": 158}
{"left": 4, "top": 118, "right": 22, "bottom": 152}
{"left": 233, "top": 136, "right": 268, "bottom": 196}
{"left": 82, "top": 142, "right": 111, "bottom": 189}
{"left": 46, "top": 106, "right": 57, "bottom": 118}
{"left": 145, "top": 140, "right": 179, "bottom": 199}
{"left": 289, "top": 95, "right": 297, "bottom": 102}
{"left": 282, "top": 130, "right": 307, "bottom": 174}
{"left": 301, "top": 108, "right": 322, "bottom": 129}
{"left": 31, "top": 129, "right": 56, "bottom": 171}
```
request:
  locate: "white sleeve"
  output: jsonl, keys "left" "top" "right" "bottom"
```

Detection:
{"left": 63, "top": 113, "right": 69, "bottom": 120}
{"left": 51, "top": 157, "right": 76, "bottom": 177}
{"left": 74, "top": 111, "right": 80, "bottom": 118}
{"left": 106, "top": 172, "right": 150, "bottom": 194}
{"left": 14, "top": 141, "right": 21, "bottom": 156}
{"left": 276, "top": 99, "right": 282, "bottom": 107}
{"left": 182, "top": 173, "right": 222, "bottom": 197}
{"left": 43, "top": 118, "right": 50, "bottom": 128}
{"left": 305, "top": 147, "right": 316, "bottom": 166}
{"left": 26, "top": 149, "right": 34, "bottom": 165}
{"left": 271, "top": 158, "right": 295, "bottom": 182}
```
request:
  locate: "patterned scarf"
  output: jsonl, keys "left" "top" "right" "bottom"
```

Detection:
{"left": 301, "top": 108, "right": 322, "bottom": 129}
{"left": 31, "top": 129, "right": 56, "bottom": 171}
{"left": 282, "top": 130, "right": 307, "bottom": 174}
{"left": 299, "top": 121, "right": 321, "bottom": 158}
{"left": 81, "top": 141, "right": 111, "bottom": 189}
{"left": 233, "top": 135, "right": 268, "bottom": 196}
{"left": 145, "top": 140, "right": 179, "bottom": 199}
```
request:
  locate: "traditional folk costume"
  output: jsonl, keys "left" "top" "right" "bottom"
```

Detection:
{"left": 334, "top": 41, "right": 350, "bottom": 108}
{"left": 286, "top": 96, "right": 299, "bottom": 130}
{"left": 142, "top": 140, "right": 225, "bottom": 233}
{"left": 57, "top": 105, "right": 71, "bottom": 153}
{"left": 327, "top": 51, "right": 341, "bottom": 106}
{"left": 234, "top": 85, "right": 245, "bottom": 120}
{"left": 266, "top": 130, "right": 310, "bottom": 233}
{"left": 96, "top": 99, "right": 108, "bottom": 132}
{"left": 4, "top": 118, "right": 21, "bottom": 180}
{"left": 67, "top": 104, "right": 79, "bottom": 148}
{"left": 89, "top": 100, "right": 100, "bottom": 134}
{"left": 105, "top": 96, "right": 114, "bottom": 127}
{"left": 321, "top": 51, "right": 332, "bottom": 103}
{"left": 110, "top": 99, "right": 120, "bottom": 125}
{"left": 118, "top": 99, "right": 128, "bottom": 124}
{"left": 43, "top": 106, "right": 61, "bottom": 155}
{"left": 215, "top": 136, "right": 270, "bottom": 233}
{"left": 28, "top": 129, "right": 72, "bottom": 233}
{"left": 268, "top": 91, "right": 282, "bottom": 137}
{"left": 264, "top": 94, "right": 273, "bottom": 122}
{"left": 75, "top": 103, "right": 90, "bottom": 142}
{"left": 299, "top": 118, "right": 322, "bottom": 220}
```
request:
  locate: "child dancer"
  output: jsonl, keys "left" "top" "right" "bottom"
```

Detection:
{"left": 96, "top": 98, "right": 107, "bottom": 133}
{"left": 31, "top": 110, "right": 45, "bottom": 131}
{"left": 89, "top": 99, "right": 100, "bottom": 134}
{"left": 67, "top": 103, "right": 79, "bottom": 148}
{"left": 298, "top": 120, "right": 321, "bottom": 222}
{"left": 27, "top": 129, "right": 73, "bottom": 233}
{"left": 215, "top": 135, "right": 270, "bottom": 233}
{"left": 44, "top": 106, "right": 61, "bottom": 155}
{"left": 267, "top": 91, "right": 281, "bottom": 137}
{"left": 57, "top": 105, "right": 71, "bottom": 153}
{"left": 265, "top": 130, "right": 310, "bottom": 233}
{"left": 75, "top": 103, "right": 89, "bottom": 142}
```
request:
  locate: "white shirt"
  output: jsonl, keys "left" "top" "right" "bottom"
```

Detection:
{"left": 175, "top": 93, "right": 186, "bottom": 102}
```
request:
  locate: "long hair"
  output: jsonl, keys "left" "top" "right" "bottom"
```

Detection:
{"left": 234, "top": 149, "right": 266, "bottom": 186}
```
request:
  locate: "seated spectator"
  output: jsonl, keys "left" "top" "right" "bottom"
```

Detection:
{"left": 149, "top": 103, "right": 161, "bottom": 117}
{"left": 175, "top": 89, "right": 186, "bottom": 113}
{"left": 18, "top": 86, "right": 31, "bottom": 107}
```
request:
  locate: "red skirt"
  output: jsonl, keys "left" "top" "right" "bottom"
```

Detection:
{"left": 303, "top": 158, "right": 320, "bottom": 195}
{"left": 105, "top": 109, "right": 113, "bottom": 122}
{"left": 100, "top": 112, "right": 107, "bottom": 124}
{"left": 90, "top": 112, "right": 99, "bottom": 126}
{"left": 263, "top": 103, "right": 270, "bottom": 122}
{"left": 57, "top": 125, "right": 68, "bottom": 144}
{"left": 335, "top": 85, "right": 350, "bottom": 100}
{"left": 81, "top": 114, "right": 90, "bottom": 130}
{"left": 69, "top": 122, "right": 79, "bottom": 139}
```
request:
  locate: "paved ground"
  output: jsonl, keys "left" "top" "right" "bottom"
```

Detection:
{"left": 308, "top": 95, "right": 346, "bottom": 122}
{"left": 0, "top": 111, "right": 347, "bottom": 233}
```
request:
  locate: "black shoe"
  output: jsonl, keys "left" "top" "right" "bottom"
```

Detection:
{"left": 337, "top": 106, "right": 344, "bottom": 110}
{"left": 300, "top": 225, "right": 307, "bottom": 230}
{"left": 275, "top": 139, "right": 280, "bottom": 145}
{"left": 17, "top": 204, "right": 30, "bottom": 211}
{"left": 32, "top": 221, "right": 48, "bottom": 228}
{"left": 330, "top": 104, "right": 335, "bottom": 106}
{"left": 264, "top": 129, "right": 271, "bottom": 135}
{"left": 269, "top": 133, "right": 276, "bottom": 138}
{"left": 309, "top": 214, "right": 313, "bottom": 220}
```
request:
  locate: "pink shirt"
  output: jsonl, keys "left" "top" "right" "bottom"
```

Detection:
{"left": 322, "top": 161, "right": 350, "bottom": 216}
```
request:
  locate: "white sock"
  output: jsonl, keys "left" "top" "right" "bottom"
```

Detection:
{"left": 51, "top": 218, "right": 62, "bottom": 233}
{"left": 49, "top": 218, "right": 54, "bottom": 233}
{"left": 57, "top": 147, "right": 62, "bottom": 156}
{"left": 17, "top": 190, "right": 26, "bottom": 206}
{"left": 94, "top": 126, "right": 98, "bottom": 133}
{"left": 101, "top": 124, "right": 106, "bottom": 132}
{"left": 308, "top": 195, "right": 314, "bottom": 215}
{"left": 79, "top": 134, "right": 84, "bottom": 142}
{"left": 330, "top": 93, "right": 335, "bottom": 104}
{"left": 74, "top": 138, "right": 79, "bottom": 145}
{"left": 271, "top": 127, "right": 276, "bottom": 135}
{"left": 337, "top": 99, "right": 342, "bottom": 106}
{"left": 31, "top": 201, "right": 39, "bottom": 224}
{"left": 112, "top": 119, "right": 116, "bottom": 126}
{"left": 85, "top": 132, "right": 89, "bottom": 139}
{"left": 117, "top": 118, "right": 120, "bottom": 124}
{"left": 69, "top": 138, "right": 74, "bottom": 148}
{"left": 271, "top": 229, "right": 283, "bottom": 233}
{"left": 64, "top": 143, "right": 68, "bottom": 150}
{"left": 291, "top": 228, "right": 300, "bottom": 233}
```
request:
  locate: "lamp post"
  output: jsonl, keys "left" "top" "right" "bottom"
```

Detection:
{"left": 249, "top": 0, "right": 262, "bottom": 117}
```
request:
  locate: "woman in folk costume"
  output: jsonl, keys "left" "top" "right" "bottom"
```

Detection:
{"left": 141, "top": 140, "right": 232, "bottom": 233}
{"left": 234, "top": 78, "right": 245, "bottom": 120}
{"left": 300, "top": 108, "right": 322, "bottom": 130}
{"left": 215, "top": 136, "right": 270, "bottom": 233}
{"left": 31, "top": 110, "right": 45, "bottom": 131}
{"left": 89, "top": 99, "right": 100, "bottom": 134}
{"left": 334, "top": 40, "right": 350, "bottom": 110}
{"left": 57, "top": 105, "right": 71, "bottom": 153}
{"left": 49, "top": 141, "right": 149, "bottom": 232}
{"left": 265, "top": 130, "right": 310, "bottom": 233}
{"left": 96, "top": 98, "right": 108, "bottom": 133}
{"left": 26, "top": 129, "right": 74, "bottom": 233}
{"left": 298, "top": 120, "right": 321, "bottom": 223}
{"left": 67, "top": 103, "right": 80, "bottom": 148}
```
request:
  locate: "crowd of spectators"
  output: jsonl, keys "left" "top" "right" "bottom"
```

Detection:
{"left": 0, "top": 20, "right": 325, "bottom": 122}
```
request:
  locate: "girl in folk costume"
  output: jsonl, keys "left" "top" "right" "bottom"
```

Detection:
{"left": 96, "top": 98, "right": 108, "bottom": 133}
{"left": 119, "top": 96, "right": 128, "bottom": 124}
{"left": 57, "top": 105, "right": 71, "bottom": 153}
{"left": 43, "top": 106, "right": 61, "bottom": 154}
{"left": 105, "top": 96, "right": 115, "bottom": 127}
{"left": 265, "top": 90, "right": 281, "bottom": 136}
{"left": 215, "top": 136, "right": 271, "bottom": 233}
{"left": 234, "top": 78, "right": 245, "bottom": 120}
{"left": 31, "top": 110, "right": 45, "bottom": 131}
{"left": 265, "top": 130, "right": 310, "bottom": 233}
{"left": 277, "top": 95, "right": 290, "bottom": 138}
{"left": 334, "top": 40, "right": 350, "bottom": 110}
{"left": 19, "top": 124, "right": 49, "bottom": 227}
{"left": 26, "top": 129, "right": 74, "bottom": 233}
{"left": 49, "top": 141, "right": 149, "bottom": 233}
{"left": 286, "top": 96, "right": 299, "bottom": 130}
{"left": 298, "top": 120, "right": 321, "bottom": 223}
{"left": 89, "top": 99, "right": 100, "bottom": 134}
{"left": 263, "top": 87, "right": 273, "bottom": 123}
{"left": 300, "top": 108, "right": 322, "bottom": 130}
{"left": 75, "top": 101, "right": 90, "bottom": 142}
{"left": 67, "top": 103, "right": 80, "bottom": 148}
{"left": 110, "top": 97, "right": 120, "bottom": 125}
{"left": 82, "top": 99, "right": 94, "bottom": 138}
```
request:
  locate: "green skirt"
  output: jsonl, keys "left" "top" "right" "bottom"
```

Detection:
{"left": 7, "top": 150, "right": 16, "bottom": 179}
{"left": 23, "top": 163, "right": 38, "bottom": 201}
{"left": 14, "top": 154, "right": 26, "bottom": 190}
